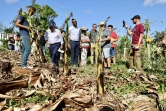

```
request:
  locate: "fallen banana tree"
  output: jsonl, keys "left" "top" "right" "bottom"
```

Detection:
{"left": 0, "top": 49, "right": 166, "bottom": 111}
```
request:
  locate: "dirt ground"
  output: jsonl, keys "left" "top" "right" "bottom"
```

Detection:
{"left": 0, "top": 48, "right": 165, "bottom": 111}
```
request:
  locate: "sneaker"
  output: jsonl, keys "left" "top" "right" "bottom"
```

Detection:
{"left": 58, "top": 48, "right": 64, "bottom": 53}
{"left": 22, "top": 67, "right": 27, "bottom": 69}
{"left": 135, "top": 70, "right": 141, "bottom": 73}
{"left": 127, "top": 69, "right": 135, "bottom": 73}
{"left": 27, "top": 66, "right": 33, "bottom": 69}
{"left": 22, "top": 66, "right": 33, "bottom": 69}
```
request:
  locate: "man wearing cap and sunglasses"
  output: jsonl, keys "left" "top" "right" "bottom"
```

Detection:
{"left": 44, "top": 20, "right": 64, "bottom": 66}
{"left": 124, "top": 15, "right": 144, "bottom": 73}
{"left": 99, "top": 22, "right": 111, "bottom": 70}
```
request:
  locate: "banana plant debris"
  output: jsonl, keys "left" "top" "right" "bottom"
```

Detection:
{"left": 0, "top": 49, "right": 166, "bottom": 111}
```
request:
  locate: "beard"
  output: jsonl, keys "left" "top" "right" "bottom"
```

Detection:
{"left": 133, "top": 21, "right": 136, "bottom": 24}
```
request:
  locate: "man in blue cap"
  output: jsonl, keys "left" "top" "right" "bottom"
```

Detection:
{"left": 45, "top": 20, "right": 64, "bottom": 66}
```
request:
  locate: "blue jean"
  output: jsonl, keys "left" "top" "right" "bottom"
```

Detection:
{"left": 41, "top": 45, "right": 46, "bottom": 55}
{"left": 110, "top": 47, "right": 116, "bottom": 57}
{"left": 49, "top": 43, "right": 61, "bottom": 66}
{"left": 70, "top": 41, "right": 80, "bottom": 65}
{"left": 21, "top": 35, "right": 31, "bottom": 67}
{"left": 8, "top": 44, "right": 14, "bottom": 50}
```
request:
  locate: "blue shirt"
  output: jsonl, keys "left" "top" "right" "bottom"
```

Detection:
{"left": 19, "top": 15, "right": 29, "bottom": 36}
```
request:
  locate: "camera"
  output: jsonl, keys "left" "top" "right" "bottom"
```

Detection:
{"left": 123, "top": 20, "right": 126, "bottom": 27}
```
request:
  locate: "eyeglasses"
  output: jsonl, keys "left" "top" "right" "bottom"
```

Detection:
{"left": 100, "top": 25, "right": 104, "bottom": 27}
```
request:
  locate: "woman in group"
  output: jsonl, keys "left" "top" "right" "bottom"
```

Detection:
{"left": 14, "top": 33, "right": 21, "bottom": 52}
{"left": 8, "top": 35, "right": 15, "bottom": 50}
{"left": 80, "top": 27, "right": 90, "bottom": 66}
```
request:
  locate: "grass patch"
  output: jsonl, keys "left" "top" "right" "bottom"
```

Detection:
{"left": 6, "top": 92, "right": 53, "bottom": 107}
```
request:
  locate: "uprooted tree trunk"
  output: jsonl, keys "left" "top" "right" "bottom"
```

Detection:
{"left": 0, "top": 59, "right": 12, "bottom": 74}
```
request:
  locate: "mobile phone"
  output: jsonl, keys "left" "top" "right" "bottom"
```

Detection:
{"left": 123, "top": 20, "right": 126, "bottom": 27}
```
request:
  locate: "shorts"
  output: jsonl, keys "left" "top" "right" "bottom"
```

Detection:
{"left": 110, "top": 47, "right": 116, "bottom": 57}
{"left": 102, "top": 48, "right": 111, "bottom": 58}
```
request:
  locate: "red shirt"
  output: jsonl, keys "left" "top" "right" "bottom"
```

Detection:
{"left": 132, "top": 24, "right": 144, "bottom": 44}
{"left": 110, "top": 31, "right": 118, "bottom": 48}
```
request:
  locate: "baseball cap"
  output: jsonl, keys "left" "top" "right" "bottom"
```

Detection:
{"left": 49, "top": 20, "right": 56, "bottom": 27}
{"left": 131, "top": 15, "right": 141, "bottom": 20}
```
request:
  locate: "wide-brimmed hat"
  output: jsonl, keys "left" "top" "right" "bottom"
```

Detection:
{"left": 131, "top": 15, "right": 141, "bottom": 20}
{"left": 81, "top": 27, "right": 88, "bottom": 31}
{"left": 99, "top": 22, "right": 105, "bottom": 26}
{"left": 9, "top": 34, "right": 14, "bottom": 38}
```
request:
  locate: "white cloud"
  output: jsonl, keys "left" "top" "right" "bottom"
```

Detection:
{"left": 4, "top": 0, "right": 19, "bottom": 4}
{"left": 144, "top": 0, "right": 166, "bottom": 6}
{"left": 84, "top": 9, "right": 93, "bottom": 14}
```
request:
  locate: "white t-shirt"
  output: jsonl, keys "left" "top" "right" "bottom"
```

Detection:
{"left": 14, "top": 41, "right": 20, "bottom": 51}
{"left": 44, "top": 29, "right": 64, "bottom": 44}
{"left": 69, "top": 26, "right": 81, "bottom": 41}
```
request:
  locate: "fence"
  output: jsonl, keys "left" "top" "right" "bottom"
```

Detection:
{"left": 0, "top": 33, "right": 16, "bottom": 46}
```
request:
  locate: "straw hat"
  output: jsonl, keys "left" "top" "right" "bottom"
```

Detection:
{"left": 81, "top": 27, "right": 88, "bottom": 31}
{"left": 99, "top": 22, "right": 105, "bottom": 26}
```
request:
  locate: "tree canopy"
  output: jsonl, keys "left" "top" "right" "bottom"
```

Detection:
{"left": 33, "top": 4, "right": 58, "bottom": 31}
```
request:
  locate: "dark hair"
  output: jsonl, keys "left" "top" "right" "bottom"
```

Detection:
{"left": 28, "top": 6, "right": 36, "bottom": 12}
{"left": 16, "top": 33, "right": 20, "bottom": 37}
{"left": 108, "top": 25, "right": 113, "bottom": 28}
{"left": 61, "top": 30, "right": 66, "bottom": 33}
{"left": 92, "top": 24, "right": 97, "bottom": 26}
{"left": 72, "top": 19, "right": 76, "bottom": 22}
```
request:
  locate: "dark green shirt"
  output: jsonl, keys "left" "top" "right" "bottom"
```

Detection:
{"left": 89, "top": 30, "right": 98, "bottom": 43}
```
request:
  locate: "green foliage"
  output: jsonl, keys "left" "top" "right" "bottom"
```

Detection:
{"left": 6, "top": 92, "right": 53, "bottom": 107}
{"left": 33, "top": 4, "right": 58, "bottom": 31}
{"left": 153, "top": 30, "right": 166, "bottom": 44}
{"left": 116, "top": 35, "right": 131, "bottom": 59}
{"left": 1, "top": 39, "right": 8, "bottom": 49}
{"left": 0, "top": 21, "right": 7, "bottom": 33}
{"left": 142, "top": 30, "right": 166, "bottom": 69}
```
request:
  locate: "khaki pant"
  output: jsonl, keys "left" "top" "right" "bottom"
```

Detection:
{"left": 130, "top": 44, "right": 142, "bottom": 70}
{"left": 90, "top": 43, "right": 98, "bottom": 64}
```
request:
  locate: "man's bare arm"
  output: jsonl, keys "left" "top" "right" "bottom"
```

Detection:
{"left": 15, "top": 19, "right": 29, "bottom": 30}
{"left": 138, "top": 33, "right": 144, "bottom": 46}
{"left": 126, "top": 28, "right": 133, "bottom": 35}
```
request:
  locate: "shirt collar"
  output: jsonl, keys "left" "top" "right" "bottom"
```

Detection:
{"left": 92, "top": 29, "right": 97, "bottom": 32}
{"left": 49, "top": 29, "right": 56, "bottom": 33}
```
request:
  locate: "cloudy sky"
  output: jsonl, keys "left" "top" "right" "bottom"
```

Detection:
{"left": 0, "top": 0, "right": 166, "bottom": 35}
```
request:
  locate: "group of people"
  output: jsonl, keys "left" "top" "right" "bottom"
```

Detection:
{"left": 8, "top": 33, "right": 21, "bottom": 51}
{"left": 14, "top": 6, "right": 145, "bottom": 73}
{"left": 67, "top": 19, "right": 119, "bottom": 68}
